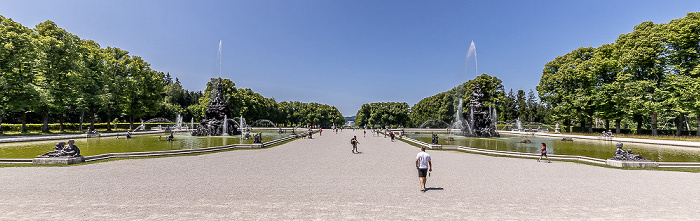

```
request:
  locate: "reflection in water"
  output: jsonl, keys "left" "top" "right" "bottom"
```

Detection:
{"left": 407, "top": 133, "right": 700, "bottom": 162}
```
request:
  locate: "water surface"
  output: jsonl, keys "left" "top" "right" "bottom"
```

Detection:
{"left": 0, "top": 131, "right": 292, "bottom": 158}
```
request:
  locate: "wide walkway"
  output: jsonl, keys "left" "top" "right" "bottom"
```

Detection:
{"left": 1, "top": 129, "right": 699, "bottom": 220}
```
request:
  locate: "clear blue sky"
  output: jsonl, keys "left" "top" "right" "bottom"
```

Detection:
{"left": 2, "top": 0, "right": 699, "bottom": 116}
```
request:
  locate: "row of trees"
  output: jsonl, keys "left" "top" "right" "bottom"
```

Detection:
{"left": 354, "top": 102, "right": 410, "bottom": 127}
{"left": 0, "top": 16, "right": 166, "bottom": 132}
{"left": 0, "top": 16, "right": 344, "bottom": 132}
{"left": 356, "top": 74, "right": 551, "bottom": 128}
{"left": 192, "top": 78, "right": 345, "bottom": 128}
{"left": 537, "top": 12, "right": 700, "bottom": 136}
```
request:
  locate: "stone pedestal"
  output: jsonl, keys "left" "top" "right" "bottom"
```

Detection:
{"left": 33, "top": 156, "right": 85, "bottom": 165}
{"left": 251, "top": 143, "right": 263, "bottom": 148}
{"left": 428, "top": 144, "right": 442, "bottom": 149}
{"left": 606, "top": 159, "right": 659, "bottom": 168}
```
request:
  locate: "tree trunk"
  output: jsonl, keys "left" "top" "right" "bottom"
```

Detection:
{"left": 565, "top": 119, "right": 571, "bottom": 133}
{"left": 605, "top": 120, "right": 610, "bottom": 130}
{"left": 79, "top": 109, "right": 84, "bottom": 131}
{"left": 0, "top": 114, "right": 4, "bottom": 134}
{"left": 580, "top": 120, "right": 586, "bottom": 132}
{"left": 651, "top": 112, "right": 658, "bottom": 136}
{"left": 21, "top": 112, "right": 27, "bottom": 133}
{"left": 59, "top": 114, "right": 64, "bottom": 132}
{"left": 635, "top": 115, "right": 643, "bottom": 134}
{"left": 89, "top": 109, "right": 95, "bottom": 131}
{"left": 107, "top": 115, "right": 112, "bottom": 131}
{"left": 676, "top": 113, "right": 685, "bottom": 136}
{"left": 42, "top": 111, "right": 49, "bottom": 133}
{"left": 697, "top": 114, "right": 700, "bottom": 136}
{"left": 129, "top": 116, "right": 134, "bottom": 130}
{"left": 588, "top": 117, "right": 593, "bottom": 133}
{"left": 615, "top": 119, "right": 621, "bottom": 134}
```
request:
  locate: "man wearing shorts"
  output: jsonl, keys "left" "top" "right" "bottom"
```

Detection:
{"left": 415, "top": 146, "right": 432, "bottom": 191}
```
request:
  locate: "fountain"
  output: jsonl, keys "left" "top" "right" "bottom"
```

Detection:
{"left": 450, "top": 85, "right": 499, "bottom": 137}
{"left": 252, "top": 119, "right": 277, "bottom": 128}
{"left": 191, "top": 79, "right": 239, "bottom": 136}
{"left": 418, "top": 119, "right": 450, "bottom": 128}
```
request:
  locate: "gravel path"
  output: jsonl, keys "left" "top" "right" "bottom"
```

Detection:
{"left": 1, "top": 129, "right": 699, "bottom": 220}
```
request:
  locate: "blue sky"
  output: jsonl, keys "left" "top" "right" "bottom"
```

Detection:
{"left": 2, "top": 0, "right": 699, "bottom": 116}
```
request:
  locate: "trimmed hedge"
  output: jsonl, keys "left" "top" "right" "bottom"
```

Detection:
{"left": 0, "top": 123, "right": 182, "bottom": 132}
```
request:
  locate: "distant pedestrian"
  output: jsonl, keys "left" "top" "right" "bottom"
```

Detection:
{"left": 390, "top": 131, "right": 395, "bottom": 142}
{"left": 320, "top": 128, "right": 322, "bottom": 136}
{"left": 364, "top": 130, "right": 366, "bottom": 137}
{"left": 351, "top": 136, "right": 359, "bottom": 154}
{"left": 415, "top": 146, "right": 432, "bottom": 191}
{"left": 538, "top": 143, "right": 551, "bottom": 163}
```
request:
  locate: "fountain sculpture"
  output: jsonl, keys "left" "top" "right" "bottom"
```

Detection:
{"left": 39, "top": 140, "right": 81, "bottom": 158}
{"left": 610, "top": 143, "right": 653, "bottom": 162}
{"left": 451, "top": 85, "right": 499, "bottom": 137}
{"left": 191, "top": 79, "right": 239, "bottom": 136}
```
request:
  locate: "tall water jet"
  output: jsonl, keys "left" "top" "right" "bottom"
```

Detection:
{"left": 222, "top": 115, "right": 229, "bottom": 136}
{"left": 217, "top": 40, "right": 223, "bottom": 78}
{"left": 466, "top": 40, "right": 478, "bottom": 78}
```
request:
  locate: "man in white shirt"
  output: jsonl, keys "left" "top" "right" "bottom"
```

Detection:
{"left": 415, "top": 146, "right": 432, "bottom": 191}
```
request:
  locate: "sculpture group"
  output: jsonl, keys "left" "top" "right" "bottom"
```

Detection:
{"left": 191, "top": 80, "right": 240, "bottom": 136}
{"left": 39, "top": 140, "right": 81, "bottom": 158}
{"left": 611, "top": 143, "right": 652, "bottom": 162}
{"left": 454, "top": 86, "right": 499, "bottom": 137}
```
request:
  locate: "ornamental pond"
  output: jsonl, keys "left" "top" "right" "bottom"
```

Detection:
{"left": 406, "top": 132, "right": 700, "bottom": 162}
{"left": 0, "top": 130, "right": 293, "bottom": 159}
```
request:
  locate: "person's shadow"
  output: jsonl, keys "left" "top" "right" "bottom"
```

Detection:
{"left": 354, "top": 151, "right": 363, "bottom": 154}
{"left": 424, "top": 187, "right": 444, "bottom": 192}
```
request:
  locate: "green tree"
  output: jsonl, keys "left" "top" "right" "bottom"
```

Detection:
{"left": 34, "top": 20, "right": 81, "bottom": 132}
{"left": 0, "top": 16, "right": 41, "bottom": 133}
{"left": 616, "top": 21, "right": 667, "bottom": 135}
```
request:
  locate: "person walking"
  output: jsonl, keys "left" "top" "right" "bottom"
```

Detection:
{"left": 351, "top": 136, "right": 359, "bottom": 154}
{"left": 363, "top": 130, "right": 366, "bottom": 137}
{"left": 415, "top": 147, "right": 432, "bottom": 191}
{"left": 538, "top": 143, "right": 551, "bottom": 163}
{"left": 319, "top": 128, "right": 322, "bottom": 136}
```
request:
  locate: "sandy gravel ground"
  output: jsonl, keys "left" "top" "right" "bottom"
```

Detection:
{"left": 1, "top": 129, "right": 699, "bottom": 220}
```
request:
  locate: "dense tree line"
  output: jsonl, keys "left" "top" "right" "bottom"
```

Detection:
{"left": 191, "top": 78, "right": 345, "bottom": 128}
{"left": 538, "top": 12, "right": 700, "bottom": 135}
{"left": 355, "top": 102, "right": 410, "bottom": 128}
{"left": 0, "top": 16, "right": 166, "bottom": 132}
{"left": 409, "top": 74, "right": 549, "bottom": 128}
{"left": 0, "top": 16, "right": 343, "bottom": 133}
{"left": 357, "top": 74, "right": 550, "bottom": 128}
